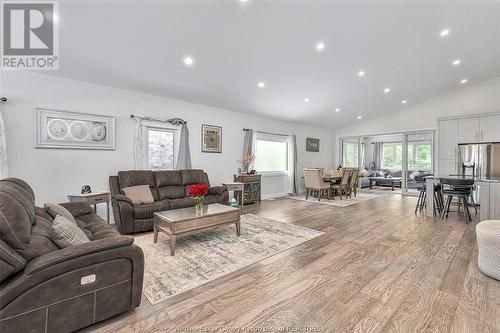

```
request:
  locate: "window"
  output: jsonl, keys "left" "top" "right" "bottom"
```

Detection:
{"left": 408, "top": 142, "right": 432, "bottom": 170}
{"left": 146, "top": 128, "right": 175, "bottom": 170}
{"left": 254, "top": 133, "right": 288, "bottom": 173}
{"left": 342, "top": 141, "right": 359, "bottom": 167}
{"left": 381, "top": 143, "right": 402, "bottom": 169}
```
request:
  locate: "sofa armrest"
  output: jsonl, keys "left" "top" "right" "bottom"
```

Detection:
{"left": 209, "top": 186, "right": 227, "bottom": 196}
{"left": 113, "top": 194, "right": 133, "bottom": 204}
{"left": 25, "top": 236, "right": 134, "bottom": 275}
{"left": 59, "top": 202, "right": 94, "bottom": 217}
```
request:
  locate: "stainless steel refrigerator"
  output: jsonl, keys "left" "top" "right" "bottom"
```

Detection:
{"left": 458, "top": 143, "right": 500, "bottom": 204}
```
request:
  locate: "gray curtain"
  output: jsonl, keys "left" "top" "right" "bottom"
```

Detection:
{"left": 132, "top": 115, "right": 191, "bottom": 170}
{"left": 242, "top": 129, "right": 254, "bottom": 172}
{"left": 360, "top": 143, "right": 366, "bottom": 169}
{"left": 289, "top": 134, "right": 298, "bottom": 194}
{"left": 372, "top": 142, "right": 382, "bottom": 170}
{"left": 0, "top": 106, "right": 8, "bottom": 179}
{"left": 176, "top": 123, "right": 192, "bottom": 170}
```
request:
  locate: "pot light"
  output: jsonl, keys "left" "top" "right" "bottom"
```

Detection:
{"left": 440, "top": 29, "right": 450, "bottom": 37}
{"left": 357, "top": 115, "right": 363, "bottom": 120}
{"left": 452, "top": 59, "right": 461, "bottom": 66}
{"left": 402, "top": 100, "right": 407, "bottom": 104}
{"left": 358, "top": 71, "right": 365, "bottom": 77}
{"left": 257, "top": 81, "right": 265, "bottom": 88}
{"left": 460, "top": 79, "right": 468, "bottom": 84}
{"left": 335, "top": 108, "right": 340, "bottom": 112}
{"left": 304, "top": 97, "right": 310, "bottom": 103}
{"left": 384, "top": 88, "right": 391, "bottom": 93}
{"left": 240, "top": 0, "right": 249, "bottom": 2}
{"left": 183, "top": 56, "right": 194, "bottom": 66}
{"left": 315, "top": 42, "right": 325, "bottom": 51}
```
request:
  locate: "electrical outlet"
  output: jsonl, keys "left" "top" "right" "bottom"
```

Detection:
{"left": 80, "top": 274, "right": 96, "bottom": 285}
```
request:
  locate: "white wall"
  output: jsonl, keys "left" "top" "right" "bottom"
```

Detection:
{"left": 335, "top": 75, "right": 500, "bottom": 165}
{"left": 2, "top": 71, "right": 335, "bottom": 211}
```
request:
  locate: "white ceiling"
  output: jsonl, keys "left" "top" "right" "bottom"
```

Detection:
{"left": 46, "top": 1, "right": 500, "bottom": 129}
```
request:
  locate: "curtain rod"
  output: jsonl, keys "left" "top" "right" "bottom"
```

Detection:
{"left": 130, "top": 114, "right": 187, "bottom": 125}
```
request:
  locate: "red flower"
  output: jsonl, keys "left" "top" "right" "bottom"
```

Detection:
{"left": 188, "top": 184, "right": 209, "bottom": 197}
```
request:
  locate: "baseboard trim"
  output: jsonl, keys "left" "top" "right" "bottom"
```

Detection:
{"left": 262, "top": 193, "right": 290, "bottom": 200}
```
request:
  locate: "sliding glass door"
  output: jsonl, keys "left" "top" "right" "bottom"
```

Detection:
{"left": 402, "top": 132, "right": 434, "bottom": 194}
{"left": 341, "top": 138, "right": 361, "bottom": 168}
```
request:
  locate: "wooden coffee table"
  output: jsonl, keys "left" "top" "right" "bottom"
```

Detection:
{"left": 368, "top": 176, "right": 402, "bottom": 191}
{"left": 153, "top": 203, "right": 241, "bottom": 255}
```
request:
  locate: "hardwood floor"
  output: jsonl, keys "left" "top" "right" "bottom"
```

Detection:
{"left": 84, "top": 194, "right": 500, "bottom": 333}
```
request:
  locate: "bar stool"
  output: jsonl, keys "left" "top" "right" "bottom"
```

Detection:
{"left": 414, "top": 174, "right": 443, "bottom": 215}
{"left": 440, "top": 178, "right": 474, "bottom": 224}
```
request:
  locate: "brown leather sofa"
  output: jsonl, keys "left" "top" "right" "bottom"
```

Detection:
{"left": 0, "top": 178, "right": 144, "bottom": 333}
{"left": 109, "top": 169, "right": 228, "bottom": 234}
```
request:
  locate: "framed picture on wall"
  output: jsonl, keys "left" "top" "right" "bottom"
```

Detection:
{"left": 201, "top": 124, "right": 222, "bottom": 153}
{"left": 306, "top": 137, "right": 320, "bottom": 152}
{"left": 34, "top": 107, "right": 116, "bottom": 150}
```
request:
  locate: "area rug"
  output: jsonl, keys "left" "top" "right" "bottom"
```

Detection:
{"left": 134, "top": 214, "right": 323, "bottom": 305}
{"left": 289, "top": 191, "right": 382, "bottom": 207}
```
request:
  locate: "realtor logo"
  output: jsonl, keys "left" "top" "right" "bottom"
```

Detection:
{"left": 1, "top": 1, "right": 59, "bottom": 70}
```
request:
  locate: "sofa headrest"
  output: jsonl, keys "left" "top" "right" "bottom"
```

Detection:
{"left": 154, "top": 170, "right": 183, "bottom": 187}
{"left": 0, "top": 178, "right": 36, "bottom": 255}
{"left": 117, "top": 170, "right": 155, "bottom": 190}
{"left": 180, "top": 169, "right": 209, "bottom": 186}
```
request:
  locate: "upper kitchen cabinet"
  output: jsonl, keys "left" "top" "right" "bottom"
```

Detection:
{"left": 457, "top": 117, "right": 480, "bottom": 144}
{"left": 479, "top": 114, "right": 500, "bottom": 143}
{"left": 438, "top": 119, "right": 458, "bottom": 159}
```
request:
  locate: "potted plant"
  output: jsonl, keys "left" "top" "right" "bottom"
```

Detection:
{"left": 188, "top": 184, "right": 209, "bottom": 213}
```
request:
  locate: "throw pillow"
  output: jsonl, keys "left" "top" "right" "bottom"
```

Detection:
{"left": 360, "top": 169, "right": 371, "bottom": 177}
{"left": 122, "top": 185, "right": 154, "bottom": 205}
{"left": 409, "top": 170, "right": 421, "bottom": 180}
{"left": 45, "top": 203, "right": 77, "bottom": 224}
{"left": 50, "top": 215, "right": 90, "bottom": 248}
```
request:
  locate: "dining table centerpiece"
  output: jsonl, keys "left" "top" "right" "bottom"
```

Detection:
{"left": 188, "top": 184, "right": 209, "bottom": 213}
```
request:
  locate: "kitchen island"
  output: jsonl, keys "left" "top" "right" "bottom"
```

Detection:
{"left": 425, "top": 176, "right": 500, "bottom": 220}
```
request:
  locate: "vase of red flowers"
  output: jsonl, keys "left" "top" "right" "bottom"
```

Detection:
{"left": 188, "top": 184, "right": 209, "bottom": 213}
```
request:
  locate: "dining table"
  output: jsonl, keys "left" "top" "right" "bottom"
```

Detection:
{"left": 322, "top": 174, "right": 342, "bottom": 183}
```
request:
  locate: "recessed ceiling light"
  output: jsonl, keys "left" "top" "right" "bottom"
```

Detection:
{"left": 357, "top": 115, "right": 363, "bottom": 120}
{"left": 257, "top": 81, "right": 265, "bottom": 88}
{"left": 304, "top": 97, "right": 310, "bottom": 103}
{"left": 452, "top": 59, "right": 461, "bottom": 66}
{"left": 358, "top": 71, "right": 365, "bottom": 77}
{"left": 335, "top": 108, "right": 340, "bottom": 112}
{"left": 402, "top": 100, "right": 407, "bottom": 104}
{"left": 440, "top": 29, "right": 450, "bottom": 37}
{"left": 240, "top": 0, "right": 249, "bottom": 2}
{"left": 315, "top": 42, "right": 325, "bottom": 51}
{"left": 183, "top": 56, "right": 194, "bottom": 66}
{"left": 384, "top": 88, "right": 391, "bottom": 93}
{"left": 460, "top": 79, "right": 468, "bottom": 84}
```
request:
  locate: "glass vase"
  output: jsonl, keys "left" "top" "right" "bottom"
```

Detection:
{"left": 195, "top": 196, "right": 204, "bottom": 213}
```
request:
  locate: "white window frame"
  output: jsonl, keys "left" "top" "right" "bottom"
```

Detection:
{"left": 142, "top": 122, "right": 180, "bottom": 170}
{"left": 254, "top": 132, "right": 289, "bottom": 176}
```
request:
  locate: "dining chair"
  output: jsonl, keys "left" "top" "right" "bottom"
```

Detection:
{"left": 347, "top": 168, "right": 360, "bottom": 197}
{"left": 303, "top": 168, "right": 332, "bottom": 201}
{"left": 331, "top": 168, "right": 352, "bottom": 200}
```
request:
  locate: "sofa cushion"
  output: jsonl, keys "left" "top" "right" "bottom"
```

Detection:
{"left": 45, "top": 203, "right": 77, "bottom": 224}
{"left": 168, "top": 197, "right": 195, "bottom": 210}
{"left": 0, "top": 238, "right": 26, "bottom": 283}
{"left": 0, "top": 178, "right": 36, "bottom": 257}
{"left": 26, "top": 214, "right": 59, "bottom": 259}
{"left": 157, "top": 186, "right": 186, "bottom": 200}
{"left": 51, "top": 215, "right": 90, "bottom": 248}
{"left": 204, "top": 195, "right": 221, "bottom": 205}
{"left": 154, "top": 171, "right": 183, "bottom": 187}
{"left": 59, "top": 202, "right": 93, "bottom": 218}
{"left": 133, "top": 202, "right": 162, "bottom": 219}
{"left": 122, "top": 185, "right": 155, "bottom": 205}
{"left": 118, "top": 170, "right": 158, "bottom": 201}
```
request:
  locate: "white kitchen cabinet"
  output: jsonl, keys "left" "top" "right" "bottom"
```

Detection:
{"left": 458, "top": 117, "right": 480, "bottom": 144}
{"left": 438, "top": 119, "right": 458, "bottom": 160}
{"left": 438, "top": 159, "right": 457, "bottom": 176}
{"left": 479, "top": 114, "right": 500, "bottom": 143}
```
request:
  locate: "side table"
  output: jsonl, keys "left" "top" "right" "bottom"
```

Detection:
{"left": 222, "top": 182, "right": 245, "bottom": 211}
{"left": 67, "top": 192, "right": 111, "bottom": 222}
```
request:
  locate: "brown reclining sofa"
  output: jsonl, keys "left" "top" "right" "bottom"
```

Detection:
{"left": 109, "top": 169, "right": 229, "bottom": 234}
{"left": 0, "top": 178, "right": 144, "bottom": 333}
